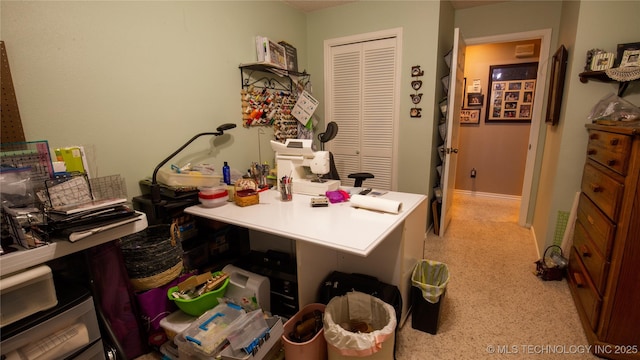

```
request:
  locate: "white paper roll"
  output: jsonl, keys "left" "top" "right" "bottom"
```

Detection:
{"left": 350, "top": 194, "right": 402, "bottom": 214}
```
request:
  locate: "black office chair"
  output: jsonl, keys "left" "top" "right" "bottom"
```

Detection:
{"left": 318, "top": 121, "right": 374, "bottom": 187}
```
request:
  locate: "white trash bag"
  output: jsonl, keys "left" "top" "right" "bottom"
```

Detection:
{"left": 323, "top": 291, "right": 396, "bottom": 357}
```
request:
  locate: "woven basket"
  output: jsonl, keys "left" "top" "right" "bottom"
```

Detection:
{"left": 120, "top": 224, "right": 183, "bottom": 283}
{"left": 129, "top": 260, "right": 183, "bottom": 291}
{"left": 234, "top": 178, "right": 259, "bottom": 207}
{"left": 235, "top": 189, "right": 259, "bottom": 207}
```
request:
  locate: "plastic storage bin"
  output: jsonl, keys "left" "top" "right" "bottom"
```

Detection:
{"left": 220, "top": 317, "right": 284, "bottom": 360}
{"left": 182, "top": 303, "right": 245, "bottom": 357}
{"left": 226, "top": 310, "right": 269, "bottom": 353}
{"left": 410, "top": 259, "right": 449, "bottom": 335}
{"left": 0, "top": 265, "right": 58, "bottom": 327}
{"left": 282, "top": 303, "right": 327, "bottom": 360}
{"left": 157, "top": 168, "right": 223, "bottom": 188}
{"left": 167, "top": 271, "right": 230, "bottom": 316}
{"left": 159, "top": 310, "right": 197, "bottom": 341}
{"left": 1, "top": 296, "right": 101, "bottom": 360}
{"left": 198, "top": 187, "right": 228, "bottom": 208}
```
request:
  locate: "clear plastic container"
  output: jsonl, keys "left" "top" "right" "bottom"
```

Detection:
{"left": 226, "top": 309, "right": 269, "bottom": 353}
{"left": 198, "top": 187, "right": 228, "bottom": 208}
{"left": 182, "top": 303, "right": 245, "bottom": 356}
{"left": 157, "top": 168, "right": 222, "bottom": 187}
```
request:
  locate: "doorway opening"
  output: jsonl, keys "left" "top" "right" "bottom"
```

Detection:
{"left": 456, "top": 29, "right": 552, "bottom": 228}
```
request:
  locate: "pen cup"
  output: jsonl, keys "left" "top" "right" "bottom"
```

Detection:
{"left": 280, "top": 180, "right": 292, "bottom": 201}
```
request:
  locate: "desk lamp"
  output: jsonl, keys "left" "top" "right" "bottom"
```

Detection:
{"left": 150, "top": 123, "right": 237, "bottom": 204}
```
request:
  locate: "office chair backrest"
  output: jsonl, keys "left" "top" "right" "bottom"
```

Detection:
{"left": 318, "top": 121, "right": 373, "bottom": 187}
{"left": 318, "top": 121, "right": 338, "bottom": 150}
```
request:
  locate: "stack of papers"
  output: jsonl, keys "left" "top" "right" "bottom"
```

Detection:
{"left": 47, "top": 198, "right": 140, "bottom": 242}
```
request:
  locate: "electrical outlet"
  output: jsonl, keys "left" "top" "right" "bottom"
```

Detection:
{"left": 471, "top": 168, "right": 477, "bottom": 178}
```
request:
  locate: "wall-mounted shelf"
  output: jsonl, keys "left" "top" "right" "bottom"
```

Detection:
{"left": 578, "top": 70, "right": 636, "bottom": 96}
{"left": 239, "top": 62, "right": 310, "bottom": 93}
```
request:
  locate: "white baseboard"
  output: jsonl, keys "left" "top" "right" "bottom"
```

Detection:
{"left": 454, "top": 189, "right": 521, "bottom": 202}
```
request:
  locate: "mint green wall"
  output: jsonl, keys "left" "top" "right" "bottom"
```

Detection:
{"left": 3, "top": 1, "right": 639, "bottom": 251}
{"left": 306, "top": 1, "right": 443, "bottom": 200}
{"left": 533, "top": 0, "right": 640, "bottom": 256}
{"left": 1, "top": 1, "right": 306, "bottom": 198}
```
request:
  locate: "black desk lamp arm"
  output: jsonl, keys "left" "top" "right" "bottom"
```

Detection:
{"left": 150, "top": 123, "right": 236, "bottom": 204}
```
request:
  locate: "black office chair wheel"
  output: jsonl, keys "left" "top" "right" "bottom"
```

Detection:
{"left": 348, "top": 173, "right": 374, "bottom": 188}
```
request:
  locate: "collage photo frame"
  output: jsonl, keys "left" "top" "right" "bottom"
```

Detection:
{"left": 486, "top": 62, "right": 538, "bottom": 122}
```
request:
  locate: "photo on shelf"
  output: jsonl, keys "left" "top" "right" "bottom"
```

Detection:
{"left": 467, "top": 93, "right": 484, "bottom": 107}
{"left": 620, "top": 49, "right": 640, "bottom": 67}
{"left": 590, "top": 52, "right": 615, "bottom": 71}
{"left": 614, "top": 42, "right": 640, "bottom": 67}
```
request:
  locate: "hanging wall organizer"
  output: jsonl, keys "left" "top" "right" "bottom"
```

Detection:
{"left": 239, "top": 63, "right": 311, "bottom": 142}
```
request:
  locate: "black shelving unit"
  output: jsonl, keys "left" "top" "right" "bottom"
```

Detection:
{"left": 239, "top": 62, "right": 310, "bottom": 92}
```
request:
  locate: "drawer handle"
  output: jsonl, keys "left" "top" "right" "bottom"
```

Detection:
{"left": 587, "top": 215, "right": 595, "bottom": 225}
{"left": 573, "top": 272, "right": 585, "bottom": 288}
{"left": 610, "top": 138, "right": 619, "bottom": 146}
{"left": 590, "top": 183, "right": 602, "bottom": 193}
{"left": 587, "top": 149, "right": 597, "bottom": 155}
{"left": 589, "top": 133, "right": 599, "bottom": 140}
{"left": 607, "top": 159, "right": 617, "bottom": 166}
{"left": 580, "top": 244, "right": 591, "bottom": 258}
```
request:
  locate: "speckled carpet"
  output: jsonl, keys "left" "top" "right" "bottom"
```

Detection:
{"left": 395, "top": 192, "right": 597, "bottom": 359}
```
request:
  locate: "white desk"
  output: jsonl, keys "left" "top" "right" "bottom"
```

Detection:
{"left": 185, "top": 190, "right": 427, "bottom": 324}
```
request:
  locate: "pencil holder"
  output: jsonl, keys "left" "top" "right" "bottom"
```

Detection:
{"left": 280, "top": 180, "right": 292, "bottom": 201}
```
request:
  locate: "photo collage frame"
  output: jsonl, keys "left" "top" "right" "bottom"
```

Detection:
{"left": 486, "top": 62, "right": 538, "bottom": 122}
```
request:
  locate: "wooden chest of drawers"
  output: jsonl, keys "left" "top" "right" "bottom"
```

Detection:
{"left": 568, "top": 124, "right": 640, "bottom": 359}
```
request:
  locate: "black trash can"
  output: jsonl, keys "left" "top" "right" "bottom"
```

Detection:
{"left": 410, "top": 260, "right": 449, "bottom": 335}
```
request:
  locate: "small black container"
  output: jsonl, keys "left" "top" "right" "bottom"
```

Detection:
{"left": 411, "top": 286, "right": 446, "bottom": 335}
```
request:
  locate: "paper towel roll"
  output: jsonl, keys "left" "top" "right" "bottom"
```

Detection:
{"left": 350, "top": 194, "right": 402, "bottom": 214}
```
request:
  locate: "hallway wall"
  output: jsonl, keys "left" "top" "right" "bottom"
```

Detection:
{"left": 455, "top": 40, "right": 540, "bottom": 196}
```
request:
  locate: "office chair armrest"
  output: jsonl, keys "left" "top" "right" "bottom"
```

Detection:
{"left": 348, "top": 172, "right": 375, "bottom": 188}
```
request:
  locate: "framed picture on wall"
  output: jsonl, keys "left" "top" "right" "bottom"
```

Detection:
{"left": 486, "top": 62, "right": 538, "bottom": 122}
{"left": 545, "top": 45, "right": 568, "bottom": 126}
{"left": 460, "top": 109, "right": 480, "bottom": 124}
{"left": 467, "top": 93, "right": 484, "bottom": 107}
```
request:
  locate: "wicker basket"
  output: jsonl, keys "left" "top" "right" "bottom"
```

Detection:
{"left": 234, "top": 178, "right": 259, "bottom": 207}
{"left": 129, "top": 260, "right": 183, "bottom": 292}
{"left": 120, "top": 225, "right": 183, "bottom": 290}
{"left": 235, "top": 189, "right": 259, "bottom": 207}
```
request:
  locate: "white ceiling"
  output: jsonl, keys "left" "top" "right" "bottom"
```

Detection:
{"left": 282, "top": 0, "right": 508, "bottom": 13}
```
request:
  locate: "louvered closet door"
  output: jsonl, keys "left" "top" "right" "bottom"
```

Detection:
{"left": 327, "top": 37, "right": 398, "bottom": 190}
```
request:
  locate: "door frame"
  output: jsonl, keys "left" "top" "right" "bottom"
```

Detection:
{"left": 464, "top": 28, "right": 552, "bottom": 227}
